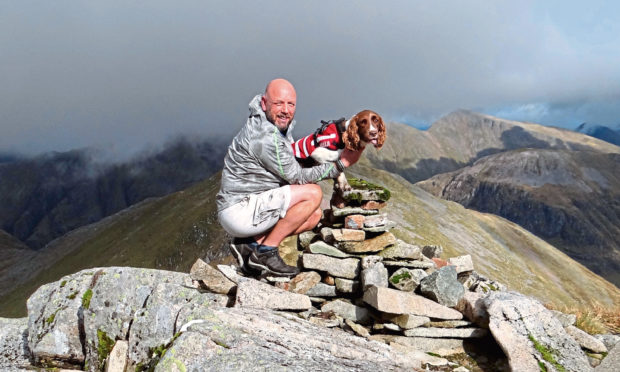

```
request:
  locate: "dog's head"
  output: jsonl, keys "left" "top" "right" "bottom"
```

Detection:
{"left": 342, "top": 110, "right": 386, "bottom": 151}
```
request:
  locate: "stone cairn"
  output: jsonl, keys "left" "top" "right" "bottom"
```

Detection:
{"left": 194, "top": 179, "right": 507, "bottom": 362}
{"left": 191, "top": 179, "right": 613, "bottom": 370}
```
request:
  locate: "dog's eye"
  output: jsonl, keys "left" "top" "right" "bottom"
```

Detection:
{"left": 372, "top": 116, "right": 379, "bottom": 123}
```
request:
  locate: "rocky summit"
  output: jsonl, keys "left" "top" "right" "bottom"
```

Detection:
{"left": 1, "top": 179, "right": 618, "bottom": 371}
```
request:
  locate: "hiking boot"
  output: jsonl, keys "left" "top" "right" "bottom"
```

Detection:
{"left": 229, "top": 238, "right": 261, "bottom": 275}
{"left": 247, "top": 248, "right": 300, "bottom": 277}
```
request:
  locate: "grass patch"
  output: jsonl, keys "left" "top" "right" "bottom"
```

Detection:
{"left": 545, "top": 302, "right": 620, "bottom": 334}
{"left": 528, "top": 334, "right": 566, "bottom": 372}
{"left": 82, "top": 289, "right": 93, "bottom": 309}
{"left": 97, "top": 329, "right": 115, "bottom": 367}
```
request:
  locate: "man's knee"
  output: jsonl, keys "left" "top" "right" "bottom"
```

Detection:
{"left": 305, "top": 183, "right": 322, "bottom": 204}
{"left": 290, "top": 183, "right": 322, "bottom": 207}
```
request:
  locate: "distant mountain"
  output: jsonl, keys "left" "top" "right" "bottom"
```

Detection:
{"left": 364, "top": 110, "right": 620, "bottom": 184}
{"left": 0, "top": 153, "right": 20, "bottom": 164}
{"left": 0, "top": 137, "right": 229, "bottom": 250}
{"left": 417, "top": 149, "right": 620, "bottom": 287}
{"left": 2, "top": 164, "right": 618, "bottom": 317}
{"left": 575, "top": 122, "right": 620, "bottom": 147}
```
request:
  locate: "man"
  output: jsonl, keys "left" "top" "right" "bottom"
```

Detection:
{"left": 216, "top": 78, "right": 361, "bottom": 276}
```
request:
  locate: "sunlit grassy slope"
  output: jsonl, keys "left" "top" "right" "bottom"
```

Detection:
{"left": 3, "top": 162, "right": 619, "bottom": 317}
{"left": 0, "top": 173, "right": 229, "bottom": 317}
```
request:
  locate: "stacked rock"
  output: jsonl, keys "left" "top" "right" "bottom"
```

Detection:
{"left": 190, "top": 178, "right": 608, "bottom": 370}
{"left": 266, "top": 179, "right": 492, "bottom": 355}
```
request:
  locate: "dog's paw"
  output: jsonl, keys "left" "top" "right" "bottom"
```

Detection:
{"left": 336, "top": 173, "right": 352, "bottom": 191}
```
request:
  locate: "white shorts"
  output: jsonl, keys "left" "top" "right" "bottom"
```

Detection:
{"left": 218, "top": 185, "right": 292, "bottom": 237}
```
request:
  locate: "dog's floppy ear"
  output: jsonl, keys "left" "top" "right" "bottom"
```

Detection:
{"left": 343, "top": 116, "right": 362, "bottom": 151}
{"left": 375, "top": 114, "right": 386, "bottom": 149}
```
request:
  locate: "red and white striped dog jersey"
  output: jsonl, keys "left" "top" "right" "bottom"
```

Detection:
{"left": 292, "top": 122, "right": 343, "bottom": 159}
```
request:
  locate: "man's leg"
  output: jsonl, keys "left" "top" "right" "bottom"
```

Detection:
{"left": 248, "top": 183, "right": 322, "bottom": 276}
{"left": 255, "top": 183, "right": 322, "bottom": 247}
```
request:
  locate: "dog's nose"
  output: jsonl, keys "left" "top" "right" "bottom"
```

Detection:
{"left": 369, "top": 130, "right": 378, "bottom": 137}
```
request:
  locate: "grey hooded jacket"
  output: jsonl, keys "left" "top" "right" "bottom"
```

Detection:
{"left": 216, "top": 95, "right": 341, "bottom": 212}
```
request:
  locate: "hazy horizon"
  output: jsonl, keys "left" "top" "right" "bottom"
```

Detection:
{"left": 2, "top": 1, "right": 619, "bottom": 159}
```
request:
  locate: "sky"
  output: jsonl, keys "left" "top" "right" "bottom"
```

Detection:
{"left": 2, "top": 0, "right": 619, "bottom": 158}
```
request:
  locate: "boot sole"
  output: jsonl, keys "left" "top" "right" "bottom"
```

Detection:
{"left": 229, "top": 243, "right": 245, "bottom": 267}
{"left": 230, "top": 243, "right": 261, "bottom": 275}
{"left": 247, "top": 260, "right": 299, "bottom": 277}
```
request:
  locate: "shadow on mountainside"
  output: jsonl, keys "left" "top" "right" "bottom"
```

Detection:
{"left": 0, "top": 137, "right": 229, "bottom": 250}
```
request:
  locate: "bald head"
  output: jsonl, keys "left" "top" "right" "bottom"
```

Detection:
{"left": 261, "top": 78, "right": 297, "bottom": 131}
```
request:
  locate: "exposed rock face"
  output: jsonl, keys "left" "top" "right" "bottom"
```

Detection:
{"left": 190, "top": 258, "right": 235, "bottom": 294}
{"left": 447, "top": 254, "right": 474, "bottom": 273}
{"left": 595, "top": 343, "right": 620, "bottom": 372}
{"left": 360, "top": 262, "right": 388, "bottom": 290}
{"left": 321, "top": 299, "right": 372, "bottom": 324}
{"left": 419, "top": 265, "right": 465, "bottom": 307}
{"left": 389, "top": 268, "right": 427, "bottom": 292}
{"left": 302, "top": 254, "right": 360, "bottom": 279}
{"left": 161, "top": 307, "right": 420, "bottom": 371}
{"left": 416, "top": 148, "right": 620, "bottom": 286}
{"left": 379, "top": 240, "right": 423, "bottom": 260}
{"left": 289, "top": 271, "right": 322, "bottom": 294}
{"left": 338, "top": 232, "right": 396, "bottom": 254}
{"left": 363, "top": 286, "right": 463, "bottom": 320}
{"left": 565, "top": 326, "right": 607, "bottom": 353}
{"left": 0, "top": 317, "right": 30, "bottom": 369}
{"left": 27, "top": 269, "right": 94, "bottom": 367}
{"left": 483, "top": 291, "right": 591, "bottom": 372}
{"left": 235, "top": 277, "right": 311, "bottom": 310}
{"left": 422, "top": 245, "right": 443, "bottom": 259}
{"left": 33, "top": 267, "right": 226, "bottom": 371}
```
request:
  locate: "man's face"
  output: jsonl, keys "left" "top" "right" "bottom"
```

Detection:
{"left": 261, "top": 85, "right": 296, "bottom": 131}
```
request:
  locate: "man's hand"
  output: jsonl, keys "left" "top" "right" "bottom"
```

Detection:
{"left": 340, "top": 149, "right": 363, "bottom": 167}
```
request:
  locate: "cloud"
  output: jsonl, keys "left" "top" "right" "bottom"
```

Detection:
{"left": 1, "top": 0, "right": 619, "bottom": 157}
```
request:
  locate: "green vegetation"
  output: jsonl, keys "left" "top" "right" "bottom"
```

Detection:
{"left": 82, "top": 289, "right": 93, "bottom": 309}
{"left": 66, "top": 291, "right": 78, "bottom": 300}
{"left": 45, "top": 312, "right": 56, "bottom": 324}
{"left": 389, "top": 271, "right": 411, "bottom": 284}
{"left": 343, "top": 178, "right": 391, "bottom": 204}
{"left": 528, "top": 334, "right": 565, "bottom": 372}
{"left": 59, "top": 280, "right": 67, "bottom": 288}
{"left": 97, "top": 329, "right": 115, "bottom": 367}
{"left": 545, "top": 302, "right": 620, "bottom": 334}
{"left": 137, "top": 332, "right": 182, "bottom": 372}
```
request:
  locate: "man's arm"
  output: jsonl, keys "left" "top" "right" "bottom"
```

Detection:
{"left": 256, "top": 126, "right": 343, "bottom": 184}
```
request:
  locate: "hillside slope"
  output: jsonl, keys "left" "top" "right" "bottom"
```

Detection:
{"left": 0, "top": 137, "right": 227, "bottom": 250}
{"left": 416, "top": 149, "right": 620, "bottom": 286}
{"left": 2, "top": 164, "right": 619, "bottom": 317}
{"left": 365, "top": 110, "right": 620, "bottom": 183}
{"left": 0, "top": 172, "right": 230, "bottom": 316}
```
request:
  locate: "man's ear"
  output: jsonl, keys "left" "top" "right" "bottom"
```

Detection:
{"left": 260, "top": 96, "right": 267, "bottom": 111}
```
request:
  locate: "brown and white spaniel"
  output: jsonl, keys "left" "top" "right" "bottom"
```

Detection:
{"left": 292, "top": 110, "right": 386, "bottom": 190}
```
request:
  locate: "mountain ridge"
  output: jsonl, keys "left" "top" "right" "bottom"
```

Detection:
{"left": 416, "top": 148, "right": 620, "bottom": 286}
{"left": 2, "top": 164, "right": 618, "bottom": 317}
